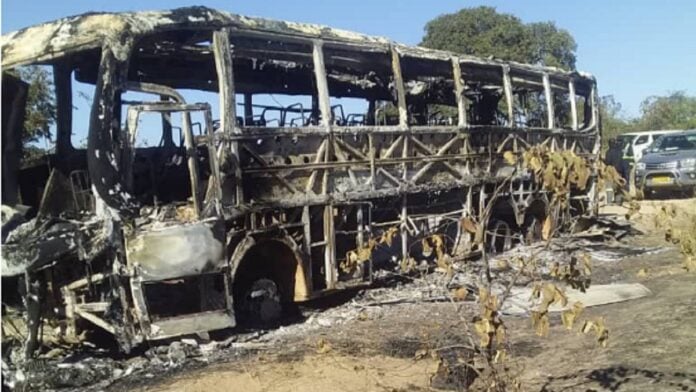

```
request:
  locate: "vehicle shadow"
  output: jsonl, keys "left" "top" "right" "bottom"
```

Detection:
{"left": 642, "top": 190, "right": 695, "bottom": 200}
{"left": 539, "top": 366, "right": 696, "bottom": 392}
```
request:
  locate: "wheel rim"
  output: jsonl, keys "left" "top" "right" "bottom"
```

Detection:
{"left": 524, "top": 216, "right": 543, "bottom": 244}
{"left": 242, "top": 278, "right": 282, "bottom": 325}
{"left": 487, "top": 220, "right": 512, "bottom": 253}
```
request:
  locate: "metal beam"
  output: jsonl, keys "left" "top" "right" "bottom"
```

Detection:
{"left": 568, "top": 79, "right": 578, "bottom": 131}
{"left": 543, "top": 73, "right": 554, "bottom": 129}
{"left": 312, "top": 40, "right": 332, "bottom": 128}
{"left": 502, "top": 65, "right": 514, "bottom": 127}
{"left": 451, "top": 57, "right": 467, "bottom": 126}
{"left": 390, "top": 46, "right": 409, "bottom": 128}
{"left": 213, "top": 28, "right": 244, "bottom": 204}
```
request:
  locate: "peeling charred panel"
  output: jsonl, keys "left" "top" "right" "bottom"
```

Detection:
{"left": 1, "top": 218, "right": 104, "bottom": 277}
{"left": 126, "top": 221, "right": 225, "bottom": 280}
{"left": 87, "top": 49, "right": 139, "bottom": 216}
{"left": 1, "top": 73, "right": 27, "bottom": 207}
{"left": 36, "top": 169, "right": 78, "bottom": 219}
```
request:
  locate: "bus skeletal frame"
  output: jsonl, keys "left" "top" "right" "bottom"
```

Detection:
{"left": 1, "top": 6, "right": 600, "bottom": 354}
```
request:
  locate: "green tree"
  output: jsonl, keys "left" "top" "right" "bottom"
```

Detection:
{"left": 528, "top": 22, "right": 577, "bottom": 70}
{"left": 637, "top": 91, "right": 696, "bottom": 131}
{"left": 421, "top": 6, "right": 577, "bottom": 70}
{"left": 599, "top": 95, "right": 633, "bottom": 148}
{"left": 11, "top": 66, "right": 57, "bottom": 162}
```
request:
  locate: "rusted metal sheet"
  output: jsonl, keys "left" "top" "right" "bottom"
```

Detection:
{"left": 126, "top": 221, "right": 225, "bottom": 281}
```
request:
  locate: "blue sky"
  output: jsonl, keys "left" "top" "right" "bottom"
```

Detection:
{"left": 3, "top": 0, "right": 695, "bottom": 119}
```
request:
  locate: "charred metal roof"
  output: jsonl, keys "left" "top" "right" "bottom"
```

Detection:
{"left": 1, "top": 6, "right": 594, "bottom": 81}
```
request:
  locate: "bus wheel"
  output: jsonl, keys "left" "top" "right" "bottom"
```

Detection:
{"left": 524, "top": 215, "right": 544, "bottom": 244}
{"left": 487, "top": 219, "right": 512, "bottom": 254}
{"left": 240, "top": 278, "right": 282, "bottom": 326}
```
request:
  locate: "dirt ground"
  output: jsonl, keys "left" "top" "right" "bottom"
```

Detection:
{"left": 118, "top": 198, "right": 696, "bottom": 392}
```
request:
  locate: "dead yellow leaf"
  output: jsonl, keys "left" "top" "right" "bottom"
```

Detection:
{"left": 539, "top": 283, "right": 567, "bottom": 311}
{"left": 496, "top": 259, "right": 511, "bottom": 270}
{"left": 581, "top": 317, "right": 609, "bottom": 347}
{"left": 529, "top": 282, "right": 543, "bottom": 302}
{"left": 684, "top": 256, "right": 696, "bottom": 272}
{"left": 414, "top": 348, "right": 429, "bottom": 360}
{"left": 422, "top": 237, "right": 433, "bottom": 257}
{"left": 474, "top": 319, "right": 494, "bottom": 347}
{"left": 494, "top": 349, "right": 507, "bottom": 363}
{"left": 495, "top": 324, "right": 506, "bottom": 345}
{"left": 542, "top": 215, "right": 554, "bottom": 241}
{"left": 503, "top": 151, "right": 517, "bottom": 165}
{"left": 400, "top": 257, "right": 416, "bottom": 273}
{"left": 580, "top": 253, "right": 592, "bottom": 276}
{"left": 356, "top": 310, "right": 368, "bottom": 321}
{"left": 451, "top": 287, "right": 470, "bottom": 301}
{"left": 379, "top": 227, "right": 399, "bottom": 247}
{"left": 581, "top": 320, "right": 595, "bottom": 334}
{"left": 461, "top": 217, "right": 477, "bottom": 234}
{"left": 561, "top": 302, "right": 584, "bottom": 330}
{"left": 316, "top": 338, "right": 332, "bottom": 354}
{"left": 479, "top": 287, "right": 490, "bottom": 304}
{"left": 531, "top": 311, "right": 549, "bottom": 337}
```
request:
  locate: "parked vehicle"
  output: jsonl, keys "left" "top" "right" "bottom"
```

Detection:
{"left": 623, "top": 130, "right": 680, "bottom": 162}
{"left": 605, "top": 131, "right": 677, "bottom": 184}
{"left": 636, "top": 130, "right": 696, "bottom": 197}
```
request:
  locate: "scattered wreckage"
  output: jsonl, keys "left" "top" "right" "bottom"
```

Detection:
{"left": 1, "top": 6, "right": 601, "bottom": 358}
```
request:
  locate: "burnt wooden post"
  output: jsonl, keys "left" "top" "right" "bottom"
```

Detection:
{"left": 502, "top": 65, "right": 514, "bottom": 127}
{"left": 451, "top": 57, "right": 467, "bottom": 127}
{"left": 54, "top": 62, "right": 74, "bottom": 157}
{"left": 568, "top": 79, "right": 578, "bottom": 131}
{"left": 543, "top": 73, "right": 555, "bottom": 129}
{"left": 213, "top": 28, "right": 244, "bottom": 205}
{"left": 390, "top": 45, "right": 410, "bottom": 262}
{"left": 160, "top": 95, "right": 174, "bottom": 147}
{"left": 23, "top": 272, "right": 41, "bottom": 359}
{"left": 244, "top": 93, "right": 253, "bottom": 126}
{"left": 312, "top": 39, "right": 337, "bottom": 289}
{"left": 390, "top": 46, "right": 408, "bottom": 128}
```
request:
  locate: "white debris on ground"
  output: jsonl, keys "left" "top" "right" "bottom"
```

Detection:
{"left": 498, "top": 237, "right": 667, "bottom": 263}
{"left": 501, "top": 283, "right": 653, "bottom": 316}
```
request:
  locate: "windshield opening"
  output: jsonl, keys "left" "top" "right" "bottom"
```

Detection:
{"left": 651, "top": 134, "right": 696, "bottom": 152}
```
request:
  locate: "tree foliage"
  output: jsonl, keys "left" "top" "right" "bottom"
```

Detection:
{"left": 421, "top": 6, "right": 577, "bottom": 70}
{"left": 599, "top": 95, "right": 634, "bottom": 147}
{"left": 17, "top": 66, "right": 56, "bottom": 144}
{"left": 10, "top": 66, "right": 57, "bottom": 161}
{"left": 600, "top": 92, "right": 696, "bottom": 147}
{"left": 638, "top": 91, "right": 696, "bottom": 131}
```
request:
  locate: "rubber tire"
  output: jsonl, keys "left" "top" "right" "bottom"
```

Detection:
{"left": 238, "top": 278, "right": 283, "bottom": 327}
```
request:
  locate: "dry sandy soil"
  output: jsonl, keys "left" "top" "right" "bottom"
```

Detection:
{"left": 124, "top": 198, "right": 696, "bottom": 392}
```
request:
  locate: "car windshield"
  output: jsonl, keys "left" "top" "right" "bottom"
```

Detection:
{"left": 650, "top": 134, "right": 696, "bottom": 152}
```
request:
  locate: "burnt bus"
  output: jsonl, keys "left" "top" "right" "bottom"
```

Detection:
{"left": 1, "top": 7, "right": 600, "bottom": 353}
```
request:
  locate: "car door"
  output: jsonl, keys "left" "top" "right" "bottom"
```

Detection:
{"left": 633, "top": 134, "right": 650, "bottom": 161}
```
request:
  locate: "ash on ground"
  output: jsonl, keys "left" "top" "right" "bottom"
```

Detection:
{"left": 2, "top": 216, "right": 661, "bottom": 391}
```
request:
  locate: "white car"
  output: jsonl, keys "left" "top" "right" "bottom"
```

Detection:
{"left": 620, "top": 130, "right": 681, "bottom": 162}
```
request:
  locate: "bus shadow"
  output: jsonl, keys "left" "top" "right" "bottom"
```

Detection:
{"left": 539, "top": 366, "right": 696, "bottom": 392}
